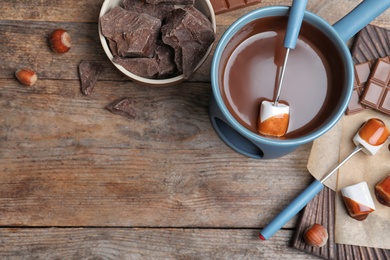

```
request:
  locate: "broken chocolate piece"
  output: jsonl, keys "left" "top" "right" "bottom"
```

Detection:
{"left": 100, "top": 6, "right": 161, "bottom": 58}
{"left": 78, "top": 60, "right": 103, "bottom": 96}
{"left": 107, "top": 39, "right": 118, "bottom": 56}
{"left": 123, "top": 0, "right": 174, "bottom": 20}
{"left": 106, "top": 97, "right": 136, "bottom": 119}
{"left": 155, "top": 43, "right": 177, "bottom": 78}
{"left": 162, "top": 6, "right": 215, "bottom": 79}
{"left": 345, "top": 61, "right": 373, "bottom": 115}
{"left": 360, "top": 57, "right": 390, "bottom": 115}
{"left": 145, "top": 0, "right": 194, "bottom": 5}
{"left": 113, "top": 56, "right": 159, "bottom": 78}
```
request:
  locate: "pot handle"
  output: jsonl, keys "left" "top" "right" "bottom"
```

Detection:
{"left": 333, "top": 0, "right": 390, "bottom": 42}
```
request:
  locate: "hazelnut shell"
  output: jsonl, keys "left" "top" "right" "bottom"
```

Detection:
{"left": 49, "top": 29, "right": 71, "bottom": 53}
{"left": 303, "top": 223, "right": 328, "bottom": 247}
{"left": 15, "top": 68, "right": 38, "bottom": 86}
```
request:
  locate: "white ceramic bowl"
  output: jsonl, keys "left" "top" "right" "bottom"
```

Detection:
{"left": 98, "top": 0, "right": 216, "bottom": 86}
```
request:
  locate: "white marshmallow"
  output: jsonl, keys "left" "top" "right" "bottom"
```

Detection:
{"left": 353, "top": 133, "right": 382, "bottom": 156}
{"left": 341, "top": 182, "right": 375, "bottom": 211}
{"left": 259, "top": 101, "right": 290, "bottom": 123}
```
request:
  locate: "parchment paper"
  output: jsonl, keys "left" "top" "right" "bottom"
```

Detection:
{"left": 307, "top": 109, "right": 390, "bottom": 250}
{"left": 307, "top": 118, "right": 343, "bottom": 190}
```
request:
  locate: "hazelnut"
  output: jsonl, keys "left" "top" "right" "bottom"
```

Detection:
{"left": 15, "top": 68, "right": 38, "bottom": 86}
{"left": 49, "top": 29, "right": 71, "bottom": 53}
{"left": 303, "top": 223, "right": 328, "bottom": 247}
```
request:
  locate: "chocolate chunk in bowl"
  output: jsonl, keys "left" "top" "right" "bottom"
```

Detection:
{"left": 98, "top": 0, "right": 216, "bottom": 86}
{"left": 123, "top": 0, "right": 174, "bottom": 20}
{"left": 162, "top": 6, "right": 216, "bottom": 79}
{"left": 100, "top": 6, "right": 161, "bottom": 58}
{"left": 112, "top": 56, "right": 159, "bottom": 78}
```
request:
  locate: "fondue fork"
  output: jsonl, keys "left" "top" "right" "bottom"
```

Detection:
{"left": 259, "top": 145, "right": 362, "bottom": 241}
{"left": 257, "top": 0, "right": 308, "bottom": 137}
{"left": 259, "top": 118, "right": 390, "bottom": 241}
{"left": 275, "top": 0, "right": 308, "bottom": 106}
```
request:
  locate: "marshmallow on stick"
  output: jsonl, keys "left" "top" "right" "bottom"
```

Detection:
{"left": 257, "top": 101, "right": 289, "bottom": 137}
{"left": 353, "top": 118, "right": 389, "bottom": 155}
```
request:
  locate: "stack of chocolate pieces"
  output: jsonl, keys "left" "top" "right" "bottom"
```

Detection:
{"left": 346, "top": 25, "right": 390, "bottom": 116}
{"left": 347, "top": 57, "right": 390, "bottom": 115}
{"left": 360, "top": 57, "right": 390, "bottom": 115}
{"left": 100, "top": 0, "right": 215, "bottom": 79}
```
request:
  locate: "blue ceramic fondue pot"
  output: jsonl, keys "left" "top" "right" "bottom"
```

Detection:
{"left": 210, "top": 0, "right": 390, "bottom": 159}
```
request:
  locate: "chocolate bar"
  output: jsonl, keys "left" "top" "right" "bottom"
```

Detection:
{"left": 210, "top": 0, "right": 262, "bottom": 14}
{"left": 346, "top": 25, "right": 390, "bottom": 115}
{"left": 345, "top": 61, "right": 373, "bottom": 115}
{"left": 361, "top": 57, "right": 390, "bottom": 115}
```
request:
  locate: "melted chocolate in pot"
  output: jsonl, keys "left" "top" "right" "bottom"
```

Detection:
{"left": 219, "top": 16, "right": 345, "bottom": 138}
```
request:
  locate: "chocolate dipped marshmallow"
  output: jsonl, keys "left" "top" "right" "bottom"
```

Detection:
{"left": 353, "top": 118, "right": 389, "bottom": 155}
{"left": 257, "top": 101, "right": 289, "bottom": 137}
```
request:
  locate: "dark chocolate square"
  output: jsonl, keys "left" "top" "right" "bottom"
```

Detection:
{"left": 371, "top": 60, "right": 390, "bottom": 85}
{"left": 360, "top": 58, "right": 390, "bottom": 115}
{"left": 346, "top": 89, "right": 366, "bottom": 115}
{"left": 379, "top": 88, "right": 390, "bottom": 114}
{"left": 361, "top": 81, "right": 385, "bottom": 108}
{"left": 345, "top": 61, "right": 374, "bottom": 115}
{"left": 354, "top": 62, "right": 371, "bottom": 86}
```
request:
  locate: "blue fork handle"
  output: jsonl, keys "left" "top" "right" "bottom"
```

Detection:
{"left": 259, "top": 180, "right": 324, "bottom": 240}
{"left": 284, "top": 0, "right": 308, "bottom": 49}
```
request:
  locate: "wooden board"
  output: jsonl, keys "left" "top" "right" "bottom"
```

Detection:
{"left": 0, "top": 1, "right": 389, "bottom": 258}
{"left": 291, "top": 187, "right": 390, "bottom": 260}
{"left": 0, "top": 228, "right": 314, "bottom": 259}
{"left": 291, "top": 25, "right": 390, "bottom": 259}
{"left": 0, "top": 15, "right": 314, "bottom": 228}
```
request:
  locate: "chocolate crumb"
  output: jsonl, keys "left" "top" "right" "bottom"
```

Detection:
{"left": 78, "top": 60, "right": 103, "bottom": 96}
{"left": 106, "top": 97, "right": 136, "bottom": 119}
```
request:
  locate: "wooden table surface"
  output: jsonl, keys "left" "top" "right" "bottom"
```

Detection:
{"left": 0, "top": 0, "right": 389, "bottom": 259}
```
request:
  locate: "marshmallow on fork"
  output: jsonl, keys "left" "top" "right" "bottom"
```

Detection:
{"left": 257, "top": 101, "right": 290, "bottom": 137}
{"left": 340, "top": 118, "right": 389, "bottom": 221}
{"left": 353, "top": 118, "right": 389, "bottom": 156}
